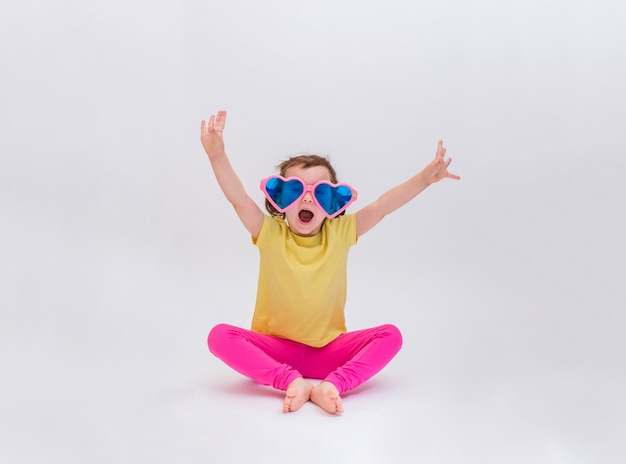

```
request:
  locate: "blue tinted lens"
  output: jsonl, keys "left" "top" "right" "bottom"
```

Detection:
{"left": 314, "top": 183, "right": 332, "bottom": 213}
{"left": 265, "top": 178, "right": 304, "bottom": 210}
{"left": 314, "top": 184, "right": 353, "bottom": 216}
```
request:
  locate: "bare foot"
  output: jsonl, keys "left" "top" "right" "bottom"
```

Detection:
{"left": 311, "top": 381, "right": 344, "bottom": 414}
{"left": 282, "top": 378, "right": 313, "bottom": 413}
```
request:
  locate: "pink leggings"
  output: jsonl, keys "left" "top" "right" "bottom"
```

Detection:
{"left": 208, "top": 323, "right": 402, "bottom": 395}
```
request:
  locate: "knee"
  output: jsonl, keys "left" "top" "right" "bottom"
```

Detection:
{"left": 207, "top": 323, "right": 234, "bottom": 355}
{"left": 380, "top": 324, "right": 403, "bottom": 353}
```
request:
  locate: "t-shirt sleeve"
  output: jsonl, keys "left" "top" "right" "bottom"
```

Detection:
{"left": 330, "top": 213, "right": 358, "bottom": 246}
{"left": 252, "top": 214, "right": 279, "bottom": 248}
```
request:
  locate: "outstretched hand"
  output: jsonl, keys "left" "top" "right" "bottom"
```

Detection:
{"left": 425, "top": 140, "right": 460, "bottom": 184}
{"left": 200, "top": 110, "right": 227, "bottom": 160}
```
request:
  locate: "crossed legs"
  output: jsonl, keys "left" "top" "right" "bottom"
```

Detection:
{"left": 208, "top": 323, "right": 402, "bottom": 414}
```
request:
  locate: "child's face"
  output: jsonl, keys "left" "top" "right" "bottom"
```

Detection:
{"left": 282, "top": 164, "right": 332, "bottom": 237}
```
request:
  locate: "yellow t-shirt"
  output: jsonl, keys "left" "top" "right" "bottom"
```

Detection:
{"left": 251, "top": 214, "right": 358, "bottom": 347}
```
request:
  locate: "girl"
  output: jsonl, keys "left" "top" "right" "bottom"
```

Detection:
{"left": 200, "top": 110, "right": 459, "bottom": 414}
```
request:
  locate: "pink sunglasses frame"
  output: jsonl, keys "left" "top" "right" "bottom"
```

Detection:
{"left": 259, "top": 175, "right": 358, "bottom": 219}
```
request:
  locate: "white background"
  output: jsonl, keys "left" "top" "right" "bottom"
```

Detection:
{"left": 1, "top": 1, "right": 625, "bottom": 463}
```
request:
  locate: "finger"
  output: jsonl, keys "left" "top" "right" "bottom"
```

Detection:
{"left": 208, "top": 115, "right": 216, "bottom": 131}
{"left": 216, "top": 110, "right": 227, "bottom": 128}
{"left": 200, "top": 120, "right": 206, "bottom": 132}
{"left": 437, "top": 140, "right": 446, "bottom": 158}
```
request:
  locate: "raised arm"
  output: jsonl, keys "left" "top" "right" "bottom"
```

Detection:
{"left": 355, "top": 140, "right": 460, "bottom": 237}
{"left": 200, "top": 110, "right": 264, "bottom": 238}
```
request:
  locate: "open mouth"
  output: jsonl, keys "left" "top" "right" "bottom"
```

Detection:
{"left": 298, "top": 209, "right": 314, "bottom": 223}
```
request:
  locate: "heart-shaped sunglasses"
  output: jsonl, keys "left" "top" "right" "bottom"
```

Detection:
{"left": 260, "top": 175, "right": 358, "bottom": 218}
